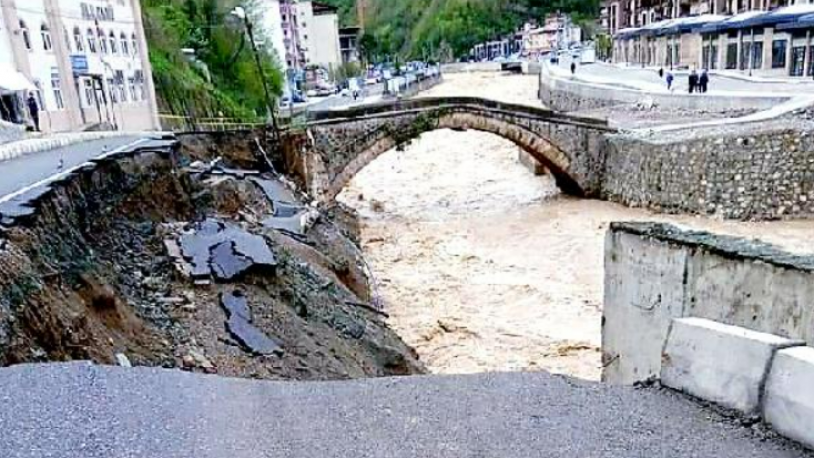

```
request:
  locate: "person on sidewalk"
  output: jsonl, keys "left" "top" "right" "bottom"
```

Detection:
{"left": 688, "top": 69, "right": 698, "bottom": 94}
{"left": 699, "top": 70, "right": 709, "bottom": 93}
{"left": 666, "top": 71, "right": 674, "bottom": 91}
{"left": 26, "top": 93, "right": 39, "bottom": 132}
{"left": 570, "top": 61, "right": 576, "bottom": 75}
{"left": 658, "top": 67, "right": 664, "bottom": 79}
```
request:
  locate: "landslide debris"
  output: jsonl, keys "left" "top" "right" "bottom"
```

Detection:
{"left": 0, "top": 135, "right": 422, "bottom": 380}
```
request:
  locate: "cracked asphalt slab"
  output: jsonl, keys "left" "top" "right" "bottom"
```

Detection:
{"left": 0, "top": 363, "right": 810, "bottom": 457}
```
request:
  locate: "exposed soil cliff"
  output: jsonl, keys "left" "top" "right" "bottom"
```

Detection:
{"left": 0, "top": 133, "right": 422, "bottom": 380}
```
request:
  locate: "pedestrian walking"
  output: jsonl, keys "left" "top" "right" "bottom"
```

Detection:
{"left": 570, "top": 61, "right": 576, "bottom": 75}
{"left": 658, "top": 67, "right": 664, "bottom": 79}
{"left": 699, "top": 69, "right": 709, "bottom": 93}
{"left": 26, "top": 92, "right": 39, "bottom": 132}
{"left": 666, "top": 71, "right": 674, "bottom": 90}
{"left": 688, "top": 69, "right": 698, "bottom": 94}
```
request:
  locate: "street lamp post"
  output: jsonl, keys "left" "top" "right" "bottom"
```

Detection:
{"left": 231, "top": 7, "right": 280, "bottom": 143}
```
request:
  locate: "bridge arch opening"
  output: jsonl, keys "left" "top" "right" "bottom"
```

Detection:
{"left": 335, "top": 126, "right": 597, "bottom": 378}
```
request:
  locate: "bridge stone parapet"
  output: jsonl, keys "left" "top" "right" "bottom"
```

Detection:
{"left": 303, "top": 97, "right": 615, "bottom": 202}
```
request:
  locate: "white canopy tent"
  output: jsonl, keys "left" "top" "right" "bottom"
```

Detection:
{"left": 0, "top": 64, "right": 35, "bottom": 94}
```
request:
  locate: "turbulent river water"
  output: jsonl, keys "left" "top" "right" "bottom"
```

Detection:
{"left": 338, "top": 72, "right": 814, "bottom": 380}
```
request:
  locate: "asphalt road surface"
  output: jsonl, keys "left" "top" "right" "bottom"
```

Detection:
{"left": 0, "top": 363, "right": 810, "bottom": 458}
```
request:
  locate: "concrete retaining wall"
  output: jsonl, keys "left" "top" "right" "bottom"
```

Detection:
{"left": 538, "top": 71, "right": 789, "bottom": 113}
{"left": 441, "top": 62, "right": 504, "bottom": 73}
{"left": 603, "top": 222, "right": 814, "bottom": 385}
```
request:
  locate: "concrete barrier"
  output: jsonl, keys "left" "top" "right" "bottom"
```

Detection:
{"left": 441, "top": 62, "right": 503, "bottom": 73}
{"left": 661, "top": 318, "right": 803, "bottom": 414}
{"left": 764, "top": 347, "right": 814, "bottom": 449}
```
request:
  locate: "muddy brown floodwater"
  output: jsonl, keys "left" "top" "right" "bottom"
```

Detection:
{"left": 338, "top": 72, "right": 814, "bottom": 380}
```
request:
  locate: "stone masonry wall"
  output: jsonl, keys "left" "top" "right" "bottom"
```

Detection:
{"left": 603, "top": 129, "right": 814, "bottom": 220}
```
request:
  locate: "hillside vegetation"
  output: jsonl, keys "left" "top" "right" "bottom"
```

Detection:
{"left": 321, "top": 0, "right": 600, "bottom": 61}
{"left": 143, "top": 0, "right": 283, "bottom": 124}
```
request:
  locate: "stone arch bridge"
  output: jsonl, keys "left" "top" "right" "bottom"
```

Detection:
{"left": 300, "top": 97, "right": 616, "bottom": 202}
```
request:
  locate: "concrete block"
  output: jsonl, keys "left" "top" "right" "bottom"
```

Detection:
{"left": 661, "top": 318, "right": 803, "bottom": 414}
{"left": 764, "top": 346, "right": 814, "bottom": 449}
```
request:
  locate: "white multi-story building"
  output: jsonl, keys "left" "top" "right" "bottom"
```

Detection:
{"left": 308, "top": 2, "right": 341, "bottom": 70}
{"left": 0, "top": 0, "right": 159, "bottom": 133}
{"left": 255, "top": 0, "right": 342, "bottom": 90}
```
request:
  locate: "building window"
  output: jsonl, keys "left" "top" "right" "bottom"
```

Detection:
{"left": 809, "top": 46, "right": 814, "bottom": 77}
{"left": 84, "top": 79, "right": 95, "bottom": 106}
{"left": 120, "top": 33, "right": 129, "bottom": 56}
{"left": 108, "top": 31, "right": 117, "bottom": 54}
{"left": 86, "top": 28, "right": 96, "bottom": 53}
{"left": 63, "top": 27, "right": 70, "bottom": 52}
{"left": 772, "top": 39, "right": 787, "bottom": 69}
{"left": 726, "top": 43, "right": 737, "bottom": 69}
{"left": 131, "top": 33, "right": 138, "bottom": 56}
{"left": 51, "top": 74, "right": 64, "bottom": 109}
{"left": 20, "top": 20, "right": 31, "bottom": 50}
{"left": 740, "top": 42, "right": 751, "bottom": 70}
{"left": 115, "top": 71, "right": 126, "bottom": 102}
{"left": 74, "top": 27, "right": 85, "bottom": 52}
{"left": 752, "top": 42, "right": 763, "bottom": 69}
{"left": 135, "top": 70, "right": 145, "bottom": 99}
{"left": 128, "top": 77, "right": 137, "bottom": 101}
{"left": 107, "top": 78, "right": 118, "bottom": 103}
{"left": 98, "top": 29, "right": 108, "bottom": 54}
{"left": 41, "top": 24, "right": 52, "bottom": 51}
{"left": 791, "top": 46, "right": 805, "bottom": 76}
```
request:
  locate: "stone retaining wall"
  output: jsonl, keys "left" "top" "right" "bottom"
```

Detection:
{"left": 602, "top": 129, "right": 814, "bottom": 220}
{"left": 603, "top": 222, "right": 814, "bottom": 386}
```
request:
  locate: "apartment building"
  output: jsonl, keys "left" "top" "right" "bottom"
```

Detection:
{"left": 469, "top": 15, "right": 582, "bottom": 62}
{"left": 0, "top": 0, "right": 159, "bottom": 133}
{"left": 309, "top": 2, "right": 341, "bottom": 70}
{"left": 607, "top": 0, "right": 814, "bottom": 77}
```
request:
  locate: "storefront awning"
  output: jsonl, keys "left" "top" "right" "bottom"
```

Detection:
{"left": 615, "top": 15, "right": 727, "bottom": 39}
{"left": 656, "top": 14, "right": 728, "bottom": 36}
{"left": 736, "top": 4, "right": 814, "bottom": 29}
{"left": 0, "top": 64, "right": 35, "bottom": 93}
{"left": 776, "top": 12, "right": 814, "bottom": 30}
{"left": 698, "top": 11, "right": 765, "bottom": 33}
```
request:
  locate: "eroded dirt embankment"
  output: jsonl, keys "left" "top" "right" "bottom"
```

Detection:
{"left": 0, "top": 132, "right": 421, "bottom": 380}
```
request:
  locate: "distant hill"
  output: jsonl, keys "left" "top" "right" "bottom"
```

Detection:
{"left": 318, "top": 0, "right": 600, "bottom": 61}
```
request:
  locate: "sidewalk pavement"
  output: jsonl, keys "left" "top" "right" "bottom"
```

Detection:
{"left": 0, "top": 131, "right": 157, "bottom": 165}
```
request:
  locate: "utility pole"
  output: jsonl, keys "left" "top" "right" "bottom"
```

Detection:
{"left": 233, "top": 7, "right": 280, "bottom": 142}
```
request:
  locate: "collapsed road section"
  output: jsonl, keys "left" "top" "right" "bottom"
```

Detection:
{"left": 0, "top": 132, "right": 421, "bottom": 380}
